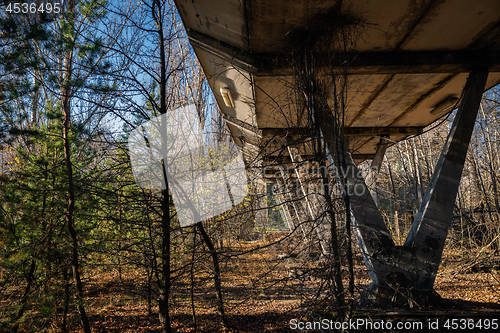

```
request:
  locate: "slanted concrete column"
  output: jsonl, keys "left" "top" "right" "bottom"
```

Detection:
{"left": 404, "top": 69, "right": 489, "bottom": 289}
{"left": 318, "top": 69, "right": 488, "bottom": 306}
{"left": 365, "top": 137, "right": 389, "bottom": 203}
{"left": 341, "top": 144, "right": 396, "bottom": 286}
{"left": 275, "top": 178, "right": 297, "bottom": 233}
{"left": 247, "top": 167, "right": 269, "bottom": 239}
{"left": 278, "top": 167, "right": 311, "bottom": 243}
{"left": 318, "top": 118, "right": 395, "bottom": 285}
{"left": 288, "top": 147, "right": 330, "bottom": 255}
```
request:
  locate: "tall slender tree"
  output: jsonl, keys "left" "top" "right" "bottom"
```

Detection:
{"left": 1, "top": 1, "right": 123, "bottom": 331}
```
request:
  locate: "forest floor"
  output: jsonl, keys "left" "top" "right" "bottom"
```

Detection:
{"left": 6, "top": 239, "right": 500, "bottom": 333}
{"left": 63, "top": 241, "right": 500, "bottom": 333}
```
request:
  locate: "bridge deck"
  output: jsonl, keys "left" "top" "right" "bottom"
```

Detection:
{"left": 175, "top": 0, "right": 500, "bottom": 164}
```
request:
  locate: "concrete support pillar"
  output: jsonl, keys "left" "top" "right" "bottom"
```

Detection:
{"left": 288, "top": 147, "right": 330, "bottom": 256}
{"left": 279, "top": 197, "right": 295, "bottom": 232}
{"left": 275, "top": 178, "right": 297, "bottom": 233}
{"left": 247, "top": 167, "right": 269, "bottom": 239}
{"left": 365, "top": 137, "right": 389, "bottom": 203}
{"left": 404, "top": 69, "right": 489, "bottom": 288}
{"left": 318, "top": 69, "right": 488, "bottom": 306}
{"left": 342, "top": 143, "right": 395, "bottom": 285}
{"left": 278, "top": 168, "right": 311, "bottom": 243}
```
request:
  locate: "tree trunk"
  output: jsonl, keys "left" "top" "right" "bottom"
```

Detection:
{"left": 13, "top": 260, "right": 36, "bottom": 333}
{"left": 62, "top": 69, "right": 92, "bottom": 333}
{"left": 190, "top": 229, "right": 197, "bottom": 332}
{"left": 152, "top": 1, "right": 172, "bottom": 331}
{"left": 158, "top": 189, "right": 172, "bottom": 333}
{"left": 61, "top": 1, "right": 91, "bottom": 332}
{"left": 62, "top": 266, "right": 71, "bottom": 331}
{"left": 197, "top": 222, "right": 231, "bottom": 328}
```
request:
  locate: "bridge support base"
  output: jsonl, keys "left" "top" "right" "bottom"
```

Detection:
{"left": 360, "top": 283, "right": 443, "bottom": 309}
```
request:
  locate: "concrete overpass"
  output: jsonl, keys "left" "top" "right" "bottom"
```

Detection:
{"left": 175, "top": 0, "right": 500, "bottom": 163}
{"left": 174, "top": 0, "right": 500, "bottom": 305}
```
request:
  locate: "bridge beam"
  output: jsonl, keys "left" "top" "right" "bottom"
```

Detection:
{"left": 188, "top": 30, "right": 500, "bottom": 75}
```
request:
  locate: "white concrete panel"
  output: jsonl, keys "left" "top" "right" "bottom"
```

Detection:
{"left": 350, "top": 73, "right": 450, "bottom": 127}
{"left": 176, "top": 0, "right": 248, "bottom": 50}
{"left": 254, "top": 76, "right": 307, "bottom": 128}
{"left": 343, "top": 0, "right": 433, "bottom": 51}
{"left": 344, "top": 74, "right": 392, "bottom": 125}
{"left": 193, "top": 47, "right": 258, "bottom": 128}
{"left": 401, "top": 0, "right": 500, "bottom": 51}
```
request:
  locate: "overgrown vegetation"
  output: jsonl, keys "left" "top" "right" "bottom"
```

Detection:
{"left": 0, "top": 1, "right": 499, "bottom": 333}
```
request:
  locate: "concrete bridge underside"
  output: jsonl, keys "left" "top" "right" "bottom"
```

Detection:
{"left": 175, "top": 0, "right": 500, "bottom": 304}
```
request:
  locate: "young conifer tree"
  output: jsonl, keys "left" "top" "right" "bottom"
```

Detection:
{"left": 0, "top": 1, "right": 120, "bottom": 331}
